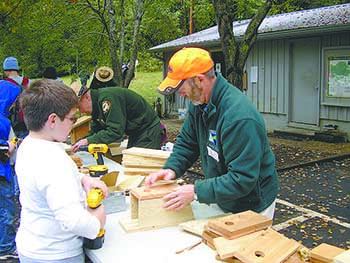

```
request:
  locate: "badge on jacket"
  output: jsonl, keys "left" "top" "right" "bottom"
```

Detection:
{"left": 102, "top": 101, "right": 111, "bottom": 113}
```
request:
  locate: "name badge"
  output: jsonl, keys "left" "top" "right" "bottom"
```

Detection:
{"left": 207, "top": 146, "right": 219, "bottom": 162}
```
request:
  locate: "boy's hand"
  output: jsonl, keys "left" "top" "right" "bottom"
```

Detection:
{"left": 81, "top": 175, "right": 108, "bottom": 199}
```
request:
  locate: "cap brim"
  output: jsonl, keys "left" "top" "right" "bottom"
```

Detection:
{"left": 157, "top": 77, "right": 185, "bottom": 95}
{"left": 77, "top": 85, "right": 90, "bottom": 98}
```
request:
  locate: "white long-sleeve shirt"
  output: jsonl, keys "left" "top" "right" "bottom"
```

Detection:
{"left": 15, "top": 136, "right": 100, "bottom": 260}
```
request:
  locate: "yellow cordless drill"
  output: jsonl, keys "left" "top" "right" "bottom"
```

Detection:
{"left": 79, "top": 144, "right": 109, "bottom": 177}
{"left": 83, "top": 188, "right": 105, "bottom": 249}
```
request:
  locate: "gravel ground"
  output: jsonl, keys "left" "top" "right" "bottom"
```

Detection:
{"left": 5, "top": 117, "right": 350, "bottom": 262}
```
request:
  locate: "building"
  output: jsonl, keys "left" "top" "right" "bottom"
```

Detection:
{"left": 150, "top": 4, "right": 350, "bottom": 140}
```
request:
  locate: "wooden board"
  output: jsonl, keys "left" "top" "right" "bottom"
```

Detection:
{"left": 179, "top": 213, "right": 231, "bottom": 236}
{"left": 202, "top": 229, "right": 220, "bottom": 250}
{"left": 122, "top": 147, "right": 171, "bottom": 159}
{"left": 216, "top": 247, "right": 308, "bottom": 263}
{"left": 100, "top": 171, "right": 119, "bottom": 187}
{"left": 334, "top": 250, "right": 350, "bottom": 263}
{"left": 310, "top": 243, "right": 345, "bottom": 263}
{"left": 130, "top": 183, "right": 179, "bottom": 200}
{"left": 115, "top": 176, "right": 144, "bottom": 191}
{"left": 207, "top": 210, "right": 272, "bottom": 239}
{"left": 122, "top": 155, "right": 167, "bottom": 165}
{"left": 122, "top": 161, "right": 163, "bottom": 169}
{"left": 214, "top": 228, "right": 301, "bottom": 262}
{"left": 123, "top": 167, "right": 162, "bottom": 176}
{"left": 70, "top": 115, "right": 91, "bottom": 144}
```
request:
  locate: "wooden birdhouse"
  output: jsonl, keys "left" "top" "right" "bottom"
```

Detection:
{"left": 119, "top": 183, "right": 194, "bottom": 232}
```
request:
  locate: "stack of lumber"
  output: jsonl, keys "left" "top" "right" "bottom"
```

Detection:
{"left": 180, "top": 210, "right": 306, "bottom": 263}
{"left": 121, "top": 147, "right": 171, "bottom": 176}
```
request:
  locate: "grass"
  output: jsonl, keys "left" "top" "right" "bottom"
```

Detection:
{"left": 129, "top": 71, "right": 163, "bottom": 105}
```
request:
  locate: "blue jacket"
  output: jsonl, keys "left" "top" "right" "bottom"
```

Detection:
{"left": 164, "top": 73, "right": 279, "bottom": 213}
{"left": 0, "top": 80, "right": 21, "bottom": 181}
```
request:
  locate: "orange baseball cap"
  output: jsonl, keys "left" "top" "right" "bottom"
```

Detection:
{"left": 157, "top": 47, "right": 214, "bottom": 95}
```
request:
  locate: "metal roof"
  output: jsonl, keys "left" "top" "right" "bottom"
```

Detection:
{"left": 150, "top": 3, "right": 350, "bottom": 52}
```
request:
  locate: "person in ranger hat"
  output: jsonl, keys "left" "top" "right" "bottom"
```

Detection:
{"left": 145, "top": 47, "right": 279, "bottom": 219}
{"left": 71, "top": 66, "right": 163, "bottom": 152}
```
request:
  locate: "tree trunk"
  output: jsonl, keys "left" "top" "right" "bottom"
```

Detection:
{"left": 123, "top": 0, "right": 145, "bottom": 88}
{"left": 106, "top": 0, "right": 122, "bottom": 85}
{"left": 212, "top": 0, "right": 273, "bottom": 91}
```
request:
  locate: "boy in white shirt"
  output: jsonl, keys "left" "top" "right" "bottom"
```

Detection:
{"left": 15, "top": 79, "right": 107, "bottom": 263}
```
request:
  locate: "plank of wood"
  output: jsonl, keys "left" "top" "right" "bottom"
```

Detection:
{"left": 207, "top": 210, "right": 272, "bottom": 239}
{"left": 179, "top": 213, "right": 231, "bottom": 237}
{"left": 122, "top": 161, "right": 163, "bottom": 169}
{"left": 214, "top": 228, "right": 301, "bottom": 262}
{"left": 310, "top": 243, "right": 345, "bottom": 263}
{"left": 122, "top": 147, "right": 171, "bottom": 159}
{"left": 215, "top": 248, "right": 307, "bottom": 263}
{"left": 214, "top": 230, "right": 263, "bottom": 259}
{"left": 130, "top": 183, "right": 179, "bottom": 200}
{"left": 202, "top": 229, "right": 221, "bottom": 250}
{"left": 115, "top": 176, "right": 145, "bottom": 191}
{"left": 100, "top": 171, "right": 119, "bottom": 187}
{"left": 122, "top": 155, "right": 167, "bottom": 165}
{"left": 334, "top": 250, "right": 350, "bottom": 263}
{"left": 123, "top": 167, "right": 161, "bottom": 175}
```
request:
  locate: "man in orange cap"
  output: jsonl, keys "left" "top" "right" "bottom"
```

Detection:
{"left": 145, "top": 47, "right": 278, "bottom": 219}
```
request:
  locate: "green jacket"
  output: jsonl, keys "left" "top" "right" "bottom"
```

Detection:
{"left": 87, "top": 87, "right": 162, "bottom": 149}
{"left": 164, "top": 73, "right": 279, "bottom": 213}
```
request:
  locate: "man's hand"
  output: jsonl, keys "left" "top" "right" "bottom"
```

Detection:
{"left": 144, "top": 169, "right": 176, "bottom": 186}
{"left": 71, "top": 138, "right": 88, "bottom": 152}
{"left": 162, "top": 184, "right": 195, "bottom": 211}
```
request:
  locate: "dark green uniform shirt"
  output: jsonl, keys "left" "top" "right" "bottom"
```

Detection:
{"left": 164, "top": 73, "right": 279, "bottom": 213}
{"left": 87, "top": 87, "right": 162, "bottom": 149}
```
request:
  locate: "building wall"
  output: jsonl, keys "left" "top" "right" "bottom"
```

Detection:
{"left": 245, "top": 32, "right": 350, "bottom": 137}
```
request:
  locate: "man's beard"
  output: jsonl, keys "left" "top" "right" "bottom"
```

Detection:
{"left": 188, "top": 83, "right": 204, "bottom": 106}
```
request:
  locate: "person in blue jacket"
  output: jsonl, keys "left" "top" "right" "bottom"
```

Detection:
{"left": 0, "top": 80, "right": 21, "bottom": 259}
{"left": 145, "top": 47, "right": 279, "bottom": 219}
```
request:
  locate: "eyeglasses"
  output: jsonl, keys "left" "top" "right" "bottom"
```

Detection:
{"left": 65, "top": 115, "right": 78, "bottom": 124}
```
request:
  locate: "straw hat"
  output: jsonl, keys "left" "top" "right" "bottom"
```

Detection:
{"left": 95, "top": 66, "right": 114, "bottom": 82}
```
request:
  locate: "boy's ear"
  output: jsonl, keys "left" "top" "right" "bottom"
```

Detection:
{"left": 47, "top": 113, "right": 57, "bottom": 126}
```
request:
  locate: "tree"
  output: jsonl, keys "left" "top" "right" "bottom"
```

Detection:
{"left": 211, "top": 0, "right": 273, "bottom": 90}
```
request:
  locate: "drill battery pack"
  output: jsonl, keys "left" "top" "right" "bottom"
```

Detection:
{"left": 83, "top": 230, "right": 105, "bottom": 250}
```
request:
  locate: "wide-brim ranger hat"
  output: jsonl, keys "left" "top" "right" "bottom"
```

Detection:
{"left": 95, "top": 66, "right": 114, "bottom": 83}
{"left": 157, "top": 47, "right": 214, "bottom": 95}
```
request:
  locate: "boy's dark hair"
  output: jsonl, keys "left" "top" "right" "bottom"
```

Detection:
{"left": 20, "top": 79, "right": 79, "bottom": 131}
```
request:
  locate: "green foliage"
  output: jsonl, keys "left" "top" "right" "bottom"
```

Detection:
{"left": 0, "top": 0, "right": 347, "bottom": 79}
{"left": 129, "top": 71, "right": 163, "bottom": 105}
{"left": 136, "top": 52, "right": 162, "bottom": 72}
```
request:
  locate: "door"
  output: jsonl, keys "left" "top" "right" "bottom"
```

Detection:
{"left": 289, "top": 38, "right": 320, "bottom": 126}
